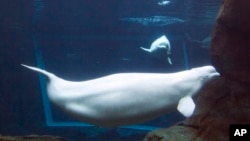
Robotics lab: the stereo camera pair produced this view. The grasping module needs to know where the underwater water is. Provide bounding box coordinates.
[0,0,221,140]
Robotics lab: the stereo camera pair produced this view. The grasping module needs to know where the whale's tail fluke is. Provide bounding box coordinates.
[21,64,56,79]
[140,47,151,52]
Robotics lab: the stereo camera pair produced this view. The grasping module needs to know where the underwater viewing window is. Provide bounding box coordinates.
[30,0,219,132]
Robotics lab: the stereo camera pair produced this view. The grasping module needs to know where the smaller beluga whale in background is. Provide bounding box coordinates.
[21,64,219,127]
[140,35,172,64]
[185,33,211,49]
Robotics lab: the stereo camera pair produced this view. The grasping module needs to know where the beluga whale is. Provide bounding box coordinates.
[185,33,211,49]
[21,64,219,127]
[140,35,172,64]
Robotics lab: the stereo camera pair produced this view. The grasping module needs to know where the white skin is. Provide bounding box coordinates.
[140,35,170,53]
[140,35,172,64]
[22,64,219,127]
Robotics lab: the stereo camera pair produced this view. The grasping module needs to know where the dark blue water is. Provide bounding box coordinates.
[0,0,220,140]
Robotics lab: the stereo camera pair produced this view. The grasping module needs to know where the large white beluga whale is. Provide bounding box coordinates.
[140,35,172,64]
[21,64,219,127]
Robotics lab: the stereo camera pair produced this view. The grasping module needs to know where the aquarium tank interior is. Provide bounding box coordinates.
[0,0,221,140]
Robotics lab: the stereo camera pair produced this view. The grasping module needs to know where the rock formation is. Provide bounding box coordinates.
[0,135,68,141]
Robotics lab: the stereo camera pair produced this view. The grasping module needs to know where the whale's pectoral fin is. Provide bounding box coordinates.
[177,96,195,117]
[140,47,151,52]
[167,57,172,65]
